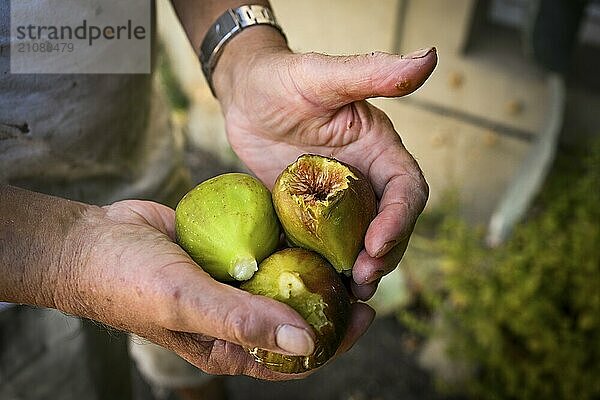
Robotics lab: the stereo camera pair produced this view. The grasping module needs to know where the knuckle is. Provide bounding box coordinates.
[155,280,186,330]
[417,169,429,206]
[402,154,430,213]
[392,195,412,216]
[415,169,430,210]
[223,303,255,345]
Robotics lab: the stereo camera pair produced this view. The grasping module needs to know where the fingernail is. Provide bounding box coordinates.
[276,324,315,356]
[374,240,397,258]
[402,47,436,59]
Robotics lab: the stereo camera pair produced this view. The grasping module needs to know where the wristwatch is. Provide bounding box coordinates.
[199,4,285,96]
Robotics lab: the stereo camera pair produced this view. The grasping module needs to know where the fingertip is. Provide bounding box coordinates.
[354,302,377,325]
[353,237,410,285]
[352,249,382,284]
[405,46,438,81]
[364,211,405,259]
[245,293,316,356]
[351,303,376,335]
[364,196,421,259]
[337,302,376,354]
[384,47,438,97]
[418,46,438,68]
[351,279,380,301]
[275,324,315,356]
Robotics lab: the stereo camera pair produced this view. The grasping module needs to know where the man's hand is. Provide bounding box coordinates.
[213,28,438,301]
[56,199,374,380]
[0,186,373,380]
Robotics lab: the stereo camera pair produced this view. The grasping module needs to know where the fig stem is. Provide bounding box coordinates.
[231,257,258,281]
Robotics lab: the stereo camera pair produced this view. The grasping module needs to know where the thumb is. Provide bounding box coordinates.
[297,47,437,109]
[158,263,316,357]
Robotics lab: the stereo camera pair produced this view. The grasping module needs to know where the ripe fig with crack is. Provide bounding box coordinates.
[272,154,377,275]
[240,248,351,373]
[175,173,280,282]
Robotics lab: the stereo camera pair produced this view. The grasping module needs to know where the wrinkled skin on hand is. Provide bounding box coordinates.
[0,24,436,382]
[62,200,373,380]
[214,40,438,300]
[65,41,437,381]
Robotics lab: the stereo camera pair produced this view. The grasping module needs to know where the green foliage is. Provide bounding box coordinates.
[409,140,600,400]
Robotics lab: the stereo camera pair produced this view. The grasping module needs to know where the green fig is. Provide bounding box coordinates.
[240,248,351,373]
[175,173,280,282]
[272,154,377,275]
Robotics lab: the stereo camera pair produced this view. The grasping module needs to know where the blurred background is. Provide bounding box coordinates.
[154,0,600,399]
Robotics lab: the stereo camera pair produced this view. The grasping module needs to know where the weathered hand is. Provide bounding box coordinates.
[214,30,437,300]
[58,200,371,380]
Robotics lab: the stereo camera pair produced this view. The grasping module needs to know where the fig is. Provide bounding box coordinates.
[240,248,351,373]
[175,173,280,282]
[272,154,377,275]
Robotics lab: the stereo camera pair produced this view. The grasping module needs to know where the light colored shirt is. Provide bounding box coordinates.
[0,0,186,206]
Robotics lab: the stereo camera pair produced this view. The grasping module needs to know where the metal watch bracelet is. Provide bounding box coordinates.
[199,4,285,96]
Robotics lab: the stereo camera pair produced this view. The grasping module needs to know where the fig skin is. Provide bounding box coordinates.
[175,173,280,282]
[272,154,377,275]
[240,248,351,373]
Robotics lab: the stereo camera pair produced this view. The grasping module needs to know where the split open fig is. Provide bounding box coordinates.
[272,155,377,275]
